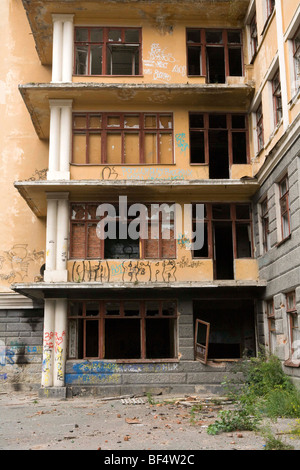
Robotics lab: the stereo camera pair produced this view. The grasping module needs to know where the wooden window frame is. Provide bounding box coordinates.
[261,197,270,254]
[74,26,142,76]
[72,112,174,165]
[266,0,275,21]
[250,14,258,60]
[286,291,298,361]
[189,112,250,166]
[68,299,178,361]
[70,202,177,261]
[293,25,300,92]
[186,28,244,81]
[256,103,264,152]
[279,175,291,241]
[266,299,276,353]
[272,70,282,126]
[192,203,253,260]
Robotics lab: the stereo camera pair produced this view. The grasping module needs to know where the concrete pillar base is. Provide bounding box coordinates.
[44,270,68,283]
[38,387,67,399]
[47,170,70,181]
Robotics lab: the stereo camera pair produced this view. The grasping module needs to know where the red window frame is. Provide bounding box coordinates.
[186,28,244,81]
[279,175,291,240]
[266,299,276,353]
[286,291,298,360]
[266,0,275,20]
[192,203,253,260]
[70,202,177,261]
[272,70,282,126]
[67,299,178,361]
[72,112,174,165]
[250,14,258,59]
[189,113,250,166]
[74,26,142,76]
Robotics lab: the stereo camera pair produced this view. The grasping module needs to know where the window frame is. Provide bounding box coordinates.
[293,25,300,93]
[189,112,250,167]
[261,197,270,254]
[72,112,174,165]
[70,202,177,261]
[266,299,276,354]
[186,28,244,82]
[67,299,178,361]
[286,291,299,361]
[272,70,282,126]
[279,175,291,241]
[74,26,142,76]
[250,13,258,60]
[192,203,253,260]
[266,0,275,21]
[256,103,264,153]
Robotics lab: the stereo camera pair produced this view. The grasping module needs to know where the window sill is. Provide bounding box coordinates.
[73,74,144,78]
[284,359,300,368]
[276,234,291,248]
[67,358,180,364]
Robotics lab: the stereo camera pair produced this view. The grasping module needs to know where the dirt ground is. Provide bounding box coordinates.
[0,390,299,451]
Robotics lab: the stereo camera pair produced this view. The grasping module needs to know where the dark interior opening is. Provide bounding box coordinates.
[208,130,229,178]
[146,319,175,359]
[206,47,225,83]
[193,299,256,360]
[232,132,247,163]
[188,46,201,75]
[106,45,139,75]
[228,47,243,76]
[85,320,99,357]
[236,224,252,258]
[214,222,234,279]
[190,131,205,163]
[105,319,141,359]
[104,221,139,259]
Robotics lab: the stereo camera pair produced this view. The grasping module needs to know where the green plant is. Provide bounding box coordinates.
[261,426,294,450]
[146,392,156,405]
[207,408,261,435]
[189,404,202,424]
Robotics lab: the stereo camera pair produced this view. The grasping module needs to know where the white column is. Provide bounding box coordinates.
[52,16,63,83]
[41,299,56,387]
[62,17,74,82]
[47,99,72,181]
[53,299,68,387]
[59,103,72,176]
[56,195,69,278]
[275,0,289,130]
[47,103,61,179]
[52,14,74,83]
[45,196,58,275]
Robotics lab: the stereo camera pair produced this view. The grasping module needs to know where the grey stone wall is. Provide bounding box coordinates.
[252,135,300,386]
[0,309,43,391]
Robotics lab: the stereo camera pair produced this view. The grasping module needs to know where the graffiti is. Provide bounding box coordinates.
[25,168,47,181]
[172,64,186,77]
[176,256,203,269]
[0,244,45,283]
[0,374,7,381]
[101,166,118,180]
[177,233,192,250]
[175,133,189,154]
[55,346,64,382]
[121,167,193,180]
[153,69,171,82]
[72,260,110,283]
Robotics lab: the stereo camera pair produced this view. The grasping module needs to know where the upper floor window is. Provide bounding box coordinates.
[261,197,271,254]
[266,0,275,20]
[266,299,276,354]
[74,27,142,76]
[72,112,173,165]
[256,103,264,153]
[250,14,258,60]
[189,113,249,178]
[186,29,243,83]
[293,26,300,92]
[279,175,291,240]
[272,70,282,126]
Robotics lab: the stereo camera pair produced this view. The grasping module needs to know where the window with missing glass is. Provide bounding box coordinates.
[74,27,142,76]
[285,292,299,363]
[272,70,282,126]
[279,175,291,241]
[72,112,173,165]
[68,300,178,360]
[293,26,300,92]
[186,29,243,83]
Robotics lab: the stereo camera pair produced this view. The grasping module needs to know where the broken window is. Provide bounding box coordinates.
[72,112,173,165]
[272,70,282,125]
[189,113,249,178]
[266,0,275,20]
[256,103,264,152]
[279,175,291,240]
[68,300,177,360]
[192,203,253,280]
[250,14,258,59]
[293,26,300,91]
[186,28,243,83]
[74,27,141,76]
[261,197,271,253]
[285,292,300,363]
[266,299,276,354]
[194,299,256,360]
[70,202,176,260]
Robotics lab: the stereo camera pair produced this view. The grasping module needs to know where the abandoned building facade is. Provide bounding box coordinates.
[0,0,299,396]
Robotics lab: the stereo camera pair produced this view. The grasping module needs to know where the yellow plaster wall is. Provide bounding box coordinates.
[0,0,50,291]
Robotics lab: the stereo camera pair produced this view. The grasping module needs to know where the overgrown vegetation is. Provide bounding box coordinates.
[207,352,300,443]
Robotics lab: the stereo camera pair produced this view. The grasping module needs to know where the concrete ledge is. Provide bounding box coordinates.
[38,387,67,399]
